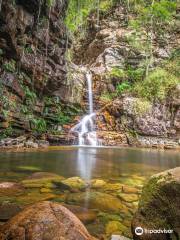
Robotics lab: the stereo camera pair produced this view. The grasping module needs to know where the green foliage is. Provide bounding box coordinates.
[65,0,115,35]
[134,68,179,101]
[46,0,54,7]
[151,0,177,22]
[109,68,127,79]
[0,93,16,119]
[126,66,145,82]
[65,0,94,34]
[109,66,144,83]
[3,60,16,73]
[129,0,177,33]
[2,109,9,119]
[99,0,114,12]
[0,49,3,56]
[24,46,33,54]
[100,93,113,102]
[24,86,37,104]
[55,112,71,125]
[1,126,13,139]
[133,99,152,116]
[20,105,29,114]
[116,81,131,95]
[30,118,47,133]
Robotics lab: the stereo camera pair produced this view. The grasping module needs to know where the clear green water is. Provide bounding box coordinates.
[0,147,180,239]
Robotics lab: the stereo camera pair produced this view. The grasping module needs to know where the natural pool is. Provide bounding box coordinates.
[0,147,180,239]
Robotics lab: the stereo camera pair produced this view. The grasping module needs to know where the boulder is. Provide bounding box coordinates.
[90,179,107,189]
[66,192,128,214]
[58,177,87,191]
[132,167,180,240]
[0,201,95,240]
[117,193,139,203]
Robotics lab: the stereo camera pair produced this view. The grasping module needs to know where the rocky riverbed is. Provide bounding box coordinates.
[0,167,179,240]
[0,170,145,239]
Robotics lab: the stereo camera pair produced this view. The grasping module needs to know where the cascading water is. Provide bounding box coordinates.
[71,72,99,146]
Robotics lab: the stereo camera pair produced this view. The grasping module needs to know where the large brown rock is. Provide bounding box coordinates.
[131,167,180,240]
[0,201,95,240]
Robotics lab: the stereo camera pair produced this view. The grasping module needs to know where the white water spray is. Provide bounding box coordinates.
[71,72,99,146]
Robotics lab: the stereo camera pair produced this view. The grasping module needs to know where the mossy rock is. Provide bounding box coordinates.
[16,191,56,205]
[90,179,106,189]
[105,221,128,236]
[122,185,141,194]
[66,191,128,214]
[40,188,53,193]
[119,178,143,188]
[58,177,86,191]
[132,167,180,240]
[117,193,139,203]
[21,172,64,189]
[97,212,123,224]
[102,183,124,193]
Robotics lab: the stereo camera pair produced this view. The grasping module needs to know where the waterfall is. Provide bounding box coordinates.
[71,72,99,146]
[87,73,93,114]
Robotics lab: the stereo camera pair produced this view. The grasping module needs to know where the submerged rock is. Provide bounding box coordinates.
[62,204,97,224]
[117,193,139,203]
[16,192,56,205]
[58,177,87,191]
[121,185,141,194]
[0,201,95,240]
[66,192,128,214]
[90,179,107,189]
[0,202,22,221]
[106,221,128,236]
[132,167,180,240]
[21,172,64,189]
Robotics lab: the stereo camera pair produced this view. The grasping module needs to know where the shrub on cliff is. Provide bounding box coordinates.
[134,67,179,101]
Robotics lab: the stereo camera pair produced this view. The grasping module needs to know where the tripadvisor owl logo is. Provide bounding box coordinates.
[135,226,173,235]
[135,227,144,235]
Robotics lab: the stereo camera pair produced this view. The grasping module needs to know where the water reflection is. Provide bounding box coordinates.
[76,147,97,207]
[77,147,97,181]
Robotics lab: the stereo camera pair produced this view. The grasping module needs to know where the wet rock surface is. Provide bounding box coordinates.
[132,167,180,240]
[0,201,95,240]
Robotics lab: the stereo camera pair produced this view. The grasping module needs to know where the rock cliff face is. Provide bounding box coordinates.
[0,1,179,148]
[70,5,180,148]
[0,0,81,140]
[0,0,67,94]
